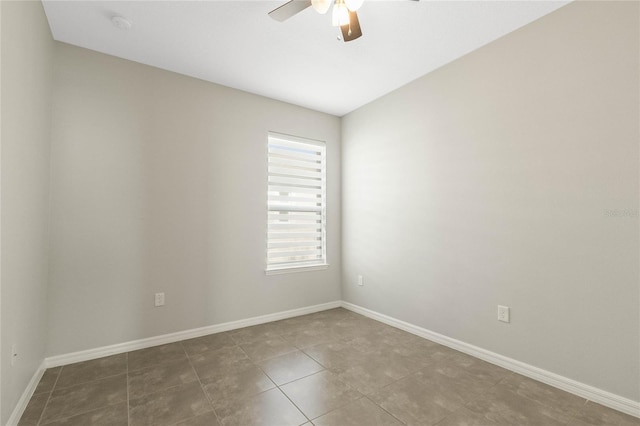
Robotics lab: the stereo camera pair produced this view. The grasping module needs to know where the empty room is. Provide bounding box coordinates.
[1,0,638,425]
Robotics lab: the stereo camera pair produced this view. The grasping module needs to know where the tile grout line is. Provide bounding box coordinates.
[231,322,342,423]
[331,367,410,425]
[250,319,389,423]
[288,322,412,424]
[564,399,591,426]
[270,367,328,388]
[127,339,208,426]
[250,354,312,424]
[276,384,312,424]
[35,400,126,425]
[295,369,370,423]
[457,371,590,426]
[51,370,127,391]
[34,364,131,423]
[37,369,131,425]
[292,328,459,425]
[181,340,225,426]
[362,393,408,425]
[307,395,369,424]
[27,310,619,426]
[458,369,510,420]
[35,366,62,426]
[231,323,351,424]
[125,314,387,425]
[126,352,130,426]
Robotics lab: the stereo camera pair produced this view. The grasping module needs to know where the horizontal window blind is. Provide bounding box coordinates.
[267,133,326,271]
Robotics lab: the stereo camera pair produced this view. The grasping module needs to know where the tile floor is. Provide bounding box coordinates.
[19,308,640,426]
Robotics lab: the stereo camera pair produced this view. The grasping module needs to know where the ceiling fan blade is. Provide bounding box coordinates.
[340,11,362,42]
[268,0,312,22]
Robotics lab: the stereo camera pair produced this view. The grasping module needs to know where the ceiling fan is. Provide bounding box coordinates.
[269,0,365,42]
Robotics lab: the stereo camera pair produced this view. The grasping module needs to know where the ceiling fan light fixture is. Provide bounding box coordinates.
[331,0,350,27]
[311,0,332,15]
[345,0,364,12]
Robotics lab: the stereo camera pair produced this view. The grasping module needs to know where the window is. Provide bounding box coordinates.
[266,132,327,273]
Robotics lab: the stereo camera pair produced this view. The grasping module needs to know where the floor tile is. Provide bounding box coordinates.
[370,349,431,379]
[362,327,433,352]
[34,367,62,395]
[464,381,569,426]
[334,322,404,336]
[391,340,452,368]
[499,374,586,417]
[129,382,212,426]
[307,308,351,319]
[284,314,324,327]
[443,351,511,385]
[174,411,221,425]
[341,333,400,354]
[327,314,370,327]
[18,392,50,426]
[189,346,248,368]
[128,358,198,398]
[302,341,368,370]
[192,351,255,382]
[571,401,640,426]
[55,354,126,389]
[368,376,456,426]
[128,343,187,372]
[323,326,362,343]
[436,406,501,426]
[332,360,397,395]
[271,315,322,334]
[181,333,236,357]
[312,397,402,426]
[568,420,600,426]
[200,359,276,409]
[215,388,307,426]
[402,343,450,367]
[40,402,128,426]
[280,370,362,420]
[257,350,324,385]
[18,310,640,426]
[413,359,496,403]
[240,336,298,362]
[279,325,338,349]
[40,374,127,424]
[228,323,282,345]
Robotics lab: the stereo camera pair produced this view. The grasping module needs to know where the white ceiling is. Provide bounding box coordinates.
[42,0,569,116]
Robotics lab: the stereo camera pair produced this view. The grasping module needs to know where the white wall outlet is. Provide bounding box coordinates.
[357,275,364,286]
[154,292,165,307]
[11,344,18,367]
[498,305,510,323]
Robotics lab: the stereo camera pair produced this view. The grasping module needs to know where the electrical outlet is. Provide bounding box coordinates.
[357,275,364,286]
[155,292,165,307]
[498,305,510,323]
[11,344,18,367]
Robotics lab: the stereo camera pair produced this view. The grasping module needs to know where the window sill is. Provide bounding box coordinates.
[265,264,329,275]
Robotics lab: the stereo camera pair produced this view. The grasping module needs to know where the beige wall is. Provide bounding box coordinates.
[1,1,54,423]
[342,1,639,401]
[46,43,342,356]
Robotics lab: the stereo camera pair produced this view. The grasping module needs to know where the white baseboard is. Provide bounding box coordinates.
[341,301,640,419]
[45,300,342,368]
[10,299,638,424]
[6,360,47,426]
[8,300,340,425]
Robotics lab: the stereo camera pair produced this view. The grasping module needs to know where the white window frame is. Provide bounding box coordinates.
[266,132,327,274]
